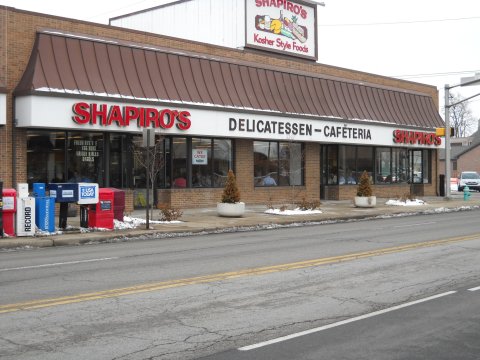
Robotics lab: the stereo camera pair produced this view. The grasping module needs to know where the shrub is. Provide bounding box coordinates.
[158,204,183,222]
[221,170,241,203]
[356,170,373,197]
[297,197,321,210]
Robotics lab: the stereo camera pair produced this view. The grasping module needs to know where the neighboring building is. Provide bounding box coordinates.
[439,120,480,179]
[0,1,445,212]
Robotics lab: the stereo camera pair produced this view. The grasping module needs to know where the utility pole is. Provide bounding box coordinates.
[444,73,480,199]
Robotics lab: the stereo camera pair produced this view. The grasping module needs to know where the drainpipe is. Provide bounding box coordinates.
[11,94,16,187]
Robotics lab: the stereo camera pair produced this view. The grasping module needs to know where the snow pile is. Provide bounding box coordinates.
[264,208,323,216]
[385,199,426,206]
[115,216,182,230]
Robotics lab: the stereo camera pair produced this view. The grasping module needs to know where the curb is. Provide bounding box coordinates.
[1,202,479,250]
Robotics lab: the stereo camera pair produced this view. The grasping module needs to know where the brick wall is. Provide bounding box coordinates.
[457,146,480,175]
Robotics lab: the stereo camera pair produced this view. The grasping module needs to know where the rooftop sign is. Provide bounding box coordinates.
[245,0,317,60]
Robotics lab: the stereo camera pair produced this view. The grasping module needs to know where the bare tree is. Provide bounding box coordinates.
[445,92,477,137]
[131,136,165,220]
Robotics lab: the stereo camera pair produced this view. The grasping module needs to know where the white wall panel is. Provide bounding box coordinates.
[111,0,245,49]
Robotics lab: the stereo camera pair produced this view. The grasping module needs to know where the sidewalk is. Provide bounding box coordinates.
[1,196,479,250]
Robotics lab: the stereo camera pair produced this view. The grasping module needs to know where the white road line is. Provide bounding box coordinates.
[393,222,437,228]
[468,286,480,292]
[239,291,457,351]
[0,257,119,272]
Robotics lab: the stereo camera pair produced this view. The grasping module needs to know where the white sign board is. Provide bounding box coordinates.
[245,0,317,60]
[77,183,99,204]
[192,149,208,165]
[2,196,15,210]
[16,197,36,237]
[15,96,442,149]
[0,93,6,125]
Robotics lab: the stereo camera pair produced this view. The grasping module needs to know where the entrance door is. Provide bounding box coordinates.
[409,149,424,196]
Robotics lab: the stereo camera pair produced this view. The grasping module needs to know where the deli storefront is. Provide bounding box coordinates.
[13,31,444,211]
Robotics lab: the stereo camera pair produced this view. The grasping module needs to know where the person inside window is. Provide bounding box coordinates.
[346,171,356,184]
[263,173,277,186]
[173,169,187,188]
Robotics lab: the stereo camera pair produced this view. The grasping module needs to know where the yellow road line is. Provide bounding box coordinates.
[1,234,478,314]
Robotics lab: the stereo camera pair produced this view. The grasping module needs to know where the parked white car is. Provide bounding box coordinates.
[457,171,480,192]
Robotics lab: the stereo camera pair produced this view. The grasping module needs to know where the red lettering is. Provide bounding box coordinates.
[71,103,191,131]
[138,107,146,127]
[393,130,441,146]
[254,0,308,19]
[159,109,175,129]
[72,102,90,124]
[144,108,158,128]
[107,105,124,126]
[91,103,108,125]
[124,106,139,126]
[176,111,191,130]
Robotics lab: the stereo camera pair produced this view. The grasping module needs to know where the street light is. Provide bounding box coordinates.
[444,72,480,199]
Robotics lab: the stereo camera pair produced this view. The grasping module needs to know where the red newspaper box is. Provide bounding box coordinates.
[108,188,125,222]
[2,188,17,236]
[88,188,114,229]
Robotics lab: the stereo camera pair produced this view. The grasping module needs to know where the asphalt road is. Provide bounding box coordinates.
[0,210,479,359]
[203,287,480,360]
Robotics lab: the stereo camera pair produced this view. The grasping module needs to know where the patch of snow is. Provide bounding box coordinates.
[385,199,426,206]
[116,216,182,230]
[264,208,322,216]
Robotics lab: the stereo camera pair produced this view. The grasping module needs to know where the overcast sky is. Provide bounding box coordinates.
[3,0,480,129]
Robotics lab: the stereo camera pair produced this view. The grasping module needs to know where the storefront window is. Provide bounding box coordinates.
[172,138,187,188]
[393,148,408,183]
[375,147,391,183]
[410,150,431,184]
[279,142,303,186]
[27,131,233,196]
[422,150,430,183]
[357,146,374,183]
[338,145,357,184]
[376,147,408,183]
[254,141,303,187]
[213,139,232,187]
[109,133,130,188]
[27,131,66,185]
[325,145,338,184]
[192,138,212,187]
[67,132,105,186]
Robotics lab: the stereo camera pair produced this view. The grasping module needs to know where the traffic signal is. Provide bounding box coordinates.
[435,127,455,137]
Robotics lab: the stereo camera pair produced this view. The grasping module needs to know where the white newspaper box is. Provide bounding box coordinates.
[77,183,99,228]
[16,183,35,237]
[17,183,29,199]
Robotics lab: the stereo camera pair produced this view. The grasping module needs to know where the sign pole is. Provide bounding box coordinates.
[145,130,150,229]
[0,180,3,237]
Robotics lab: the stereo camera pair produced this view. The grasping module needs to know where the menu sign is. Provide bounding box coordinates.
[74,140,99,163]
[246,0,317,60]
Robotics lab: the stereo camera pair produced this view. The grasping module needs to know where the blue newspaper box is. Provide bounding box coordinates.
[48,183,79,229]
[48,183,79,202]
[32,183,55,232]
[35,196,55,232]
[33,183,46,197]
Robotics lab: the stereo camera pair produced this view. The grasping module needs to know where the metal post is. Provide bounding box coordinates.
[146,130,150,230]
[0,180,3,237]
[444,84,451,199]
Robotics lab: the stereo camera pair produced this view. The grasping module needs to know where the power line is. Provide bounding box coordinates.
[392,70,480,80]
[319,16,480,27]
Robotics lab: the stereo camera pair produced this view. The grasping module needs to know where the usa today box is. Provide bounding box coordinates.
[77,183,99,204]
